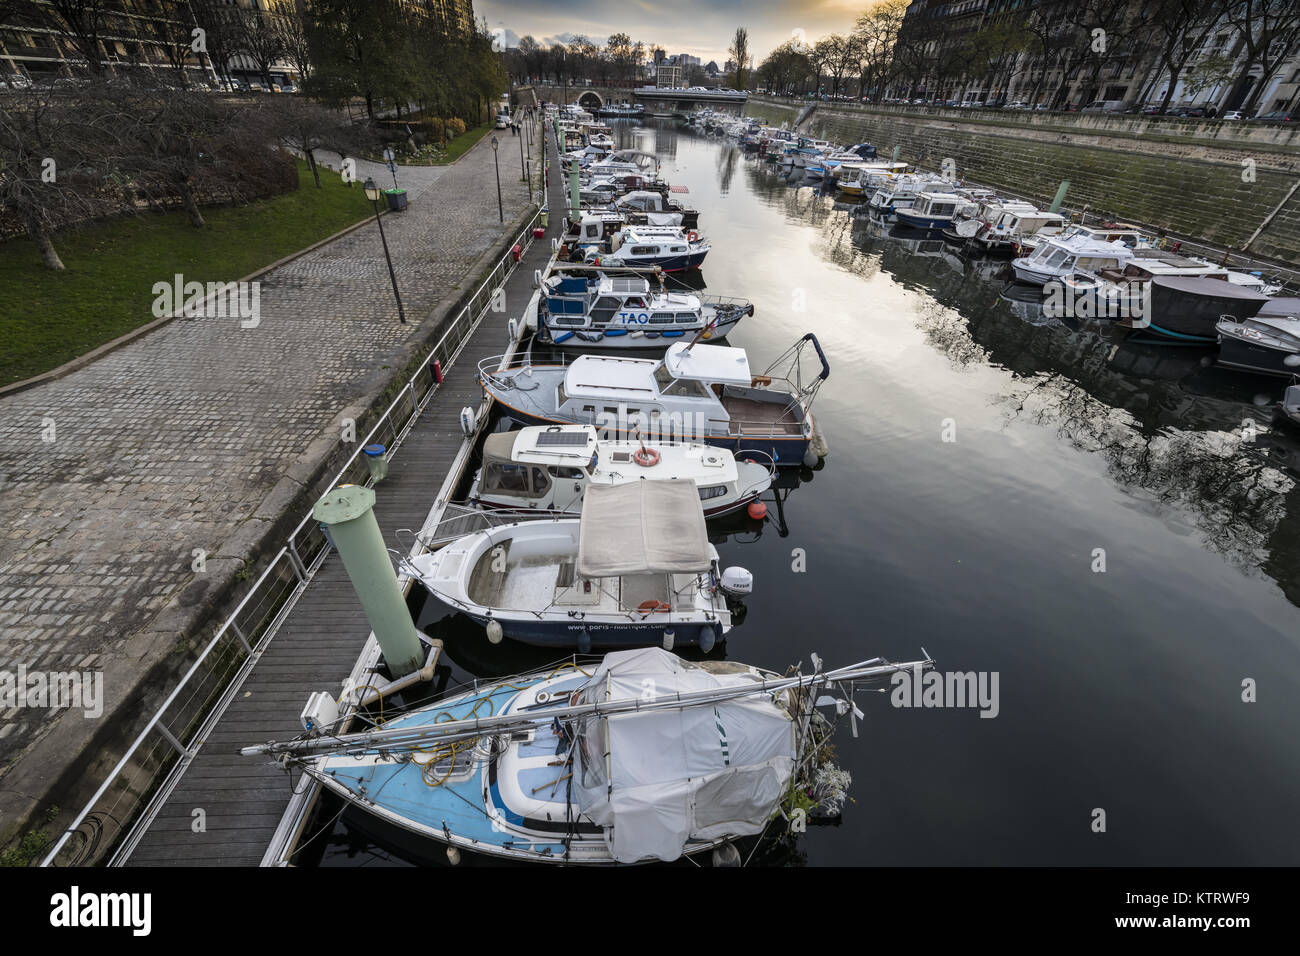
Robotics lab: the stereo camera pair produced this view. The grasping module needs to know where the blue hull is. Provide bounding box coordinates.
[895,212,955,230]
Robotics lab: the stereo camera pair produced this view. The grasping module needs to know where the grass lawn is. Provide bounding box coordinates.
[365,122,495,166]
[438,123,493,163]
[0,162,372,387]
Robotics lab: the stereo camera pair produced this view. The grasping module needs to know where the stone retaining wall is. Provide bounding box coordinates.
[746,98,1300,268]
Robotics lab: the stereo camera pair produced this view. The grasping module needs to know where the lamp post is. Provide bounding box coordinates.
[363,177,406,325]
[517,115,527,193]
[491,135,503,223]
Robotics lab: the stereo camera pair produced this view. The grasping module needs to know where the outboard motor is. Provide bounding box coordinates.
[720,566,753,597]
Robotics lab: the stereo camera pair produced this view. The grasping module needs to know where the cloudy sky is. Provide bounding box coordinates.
[475,0,869,66]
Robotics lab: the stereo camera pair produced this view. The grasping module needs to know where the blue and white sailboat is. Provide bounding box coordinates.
[242,648,933,865]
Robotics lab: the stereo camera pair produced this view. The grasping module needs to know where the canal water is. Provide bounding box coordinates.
[317,120,1300,867]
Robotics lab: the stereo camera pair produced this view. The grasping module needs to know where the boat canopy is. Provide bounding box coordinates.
[576,481,711,577]
[1151,275,1271,302]
[571,647,796,863]
[1258,297,1300,318]
[664,342,752,384]
[484,426,598,469]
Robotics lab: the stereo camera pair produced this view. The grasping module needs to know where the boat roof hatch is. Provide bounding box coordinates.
[564,355,658,397]
[664,342,752,384]
[487,426,598,467]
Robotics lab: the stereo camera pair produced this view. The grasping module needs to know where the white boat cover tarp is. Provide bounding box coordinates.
[573,648,796,863]
[577,481,710,577]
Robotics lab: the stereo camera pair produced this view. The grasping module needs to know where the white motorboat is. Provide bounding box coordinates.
[468,425,775,517]
[1010,232,1136,285]
[532,270,751,348]
[408,481,750,651]
[581,224,710,272]
[478,335,830,466]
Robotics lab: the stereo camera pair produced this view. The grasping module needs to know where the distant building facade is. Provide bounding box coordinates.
[894,0,1300,115]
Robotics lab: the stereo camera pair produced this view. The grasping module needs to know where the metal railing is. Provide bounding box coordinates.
[41,204,543,868]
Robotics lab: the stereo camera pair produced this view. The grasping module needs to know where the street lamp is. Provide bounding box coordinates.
[491,135,503,223]
[518,115,528,193]
[363,177,407,325]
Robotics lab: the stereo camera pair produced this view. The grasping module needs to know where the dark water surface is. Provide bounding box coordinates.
[319,120,1300,867]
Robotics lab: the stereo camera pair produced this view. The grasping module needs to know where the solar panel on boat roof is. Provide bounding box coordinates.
[534,430,590,447]
[606,277,649,293]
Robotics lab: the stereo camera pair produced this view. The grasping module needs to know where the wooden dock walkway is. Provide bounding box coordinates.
[117,125,567,866]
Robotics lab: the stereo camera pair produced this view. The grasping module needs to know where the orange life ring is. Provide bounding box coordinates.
[632,447,660,467]
[637,600,671,613]
[687,230,699,244]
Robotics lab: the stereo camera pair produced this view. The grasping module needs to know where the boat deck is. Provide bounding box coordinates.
[722,394,804,435]
[113,129,567,867]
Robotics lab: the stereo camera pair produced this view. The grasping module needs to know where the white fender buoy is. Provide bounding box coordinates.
[551,237,559,252]
[486,619,503,644]
[533,269,543,288]
[578,628,592,654]
[662,628,675,651]
[459,406,476,437]
[446,846,461,865]
[803,448,819,468]
[507,318,520,341]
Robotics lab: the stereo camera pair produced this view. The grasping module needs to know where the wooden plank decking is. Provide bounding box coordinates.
[120,128,566,866]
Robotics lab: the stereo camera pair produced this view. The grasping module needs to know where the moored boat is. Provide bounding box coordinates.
[467,424,775,518]
[532,270,751,348]
[243,647,932,865]
[478,335,830,467]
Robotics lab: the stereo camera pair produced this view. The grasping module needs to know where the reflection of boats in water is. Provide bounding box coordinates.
[705,464,816,545]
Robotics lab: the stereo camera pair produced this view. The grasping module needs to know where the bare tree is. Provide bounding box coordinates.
[278,0,313,82]
[260,97,367,188]
[729,27,749,90]
[189,0,243,89]
[232,4,287,88]
[1224,0,1300,113]
[0,89,115,268]
[31,0,112,75]
[1144,0,1223,113]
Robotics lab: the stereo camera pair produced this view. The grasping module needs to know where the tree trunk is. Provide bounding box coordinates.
[178,181,206,227]
[307,149,321,187]
[25,219,65,270]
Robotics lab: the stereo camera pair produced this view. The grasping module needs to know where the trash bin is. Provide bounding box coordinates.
[364,443,389,481]
[384,189,408,211]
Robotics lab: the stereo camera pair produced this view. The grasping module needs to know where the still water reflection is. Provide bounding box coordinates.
[317,120,1300,867]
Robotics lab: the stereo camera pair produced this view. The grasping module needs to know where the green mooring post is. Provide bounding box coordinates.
[569,162,580,219]
[1049,180,1070,214]
[313,485,423,676]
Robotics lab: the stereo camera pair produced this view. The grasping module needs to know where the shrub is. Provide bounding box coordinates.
[448,117,467,136]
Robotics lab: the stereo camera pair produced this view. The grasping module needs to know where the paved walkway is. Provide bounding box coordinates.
[0,131,537,775]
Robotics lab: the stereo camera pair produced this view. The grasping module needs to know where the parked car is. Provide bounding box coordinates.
[1173,105,1214,117]
[1005,101,1030,110]
[1082,100,1126,112]
[1221,110,1245,120]
[1254,109,1294,122]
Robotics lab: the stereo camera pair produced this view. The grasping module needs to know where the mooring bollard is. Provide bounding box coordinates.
[312,485,423,676]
